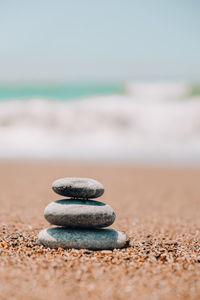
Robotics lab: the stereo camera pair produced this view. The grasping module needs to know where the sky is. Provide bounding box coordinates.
[0,0,200,82]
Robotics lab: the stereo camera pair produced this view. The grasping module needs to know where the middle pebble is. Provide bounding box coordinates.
[44,199,116,228]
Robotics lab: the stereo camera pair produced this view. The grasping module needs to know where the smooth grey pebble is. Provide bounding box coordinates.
[44,199,115,228]
[38,227,127,250]
[52,177,104,198]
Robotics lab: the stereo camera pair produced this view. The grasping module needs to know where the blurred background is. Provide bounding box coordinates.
[0,0,200,165]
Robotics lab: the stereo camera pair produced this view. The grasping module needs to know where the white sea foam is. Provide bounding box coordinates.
[1,82,200,165]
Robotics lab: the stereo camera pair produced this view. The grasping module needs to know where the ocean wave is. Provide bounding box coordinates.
[125,81,189,100]
[1,82,200,164]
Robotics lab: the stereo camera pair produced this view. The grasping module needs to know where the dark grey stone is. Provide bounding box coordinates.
[38,227,127,250]
[52,177,104,198]
[44,199,115,228]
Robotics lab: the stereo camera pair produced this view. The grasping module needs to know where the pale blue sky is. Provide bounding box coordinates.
[0,0,200,82]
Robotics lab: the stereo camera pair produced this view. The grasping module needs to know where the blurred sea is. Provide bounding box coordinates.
[1,81,200,165]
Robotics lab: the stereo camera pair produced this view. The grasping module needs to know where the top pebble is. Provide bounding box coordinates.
[52,177,104,199]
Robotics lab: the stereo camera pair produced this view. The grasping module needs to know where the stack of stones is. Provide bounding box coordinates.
[38,178,127,250]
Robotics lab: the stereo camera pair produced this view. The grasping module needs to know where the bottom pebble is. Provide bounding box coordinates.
[38,227,127,250]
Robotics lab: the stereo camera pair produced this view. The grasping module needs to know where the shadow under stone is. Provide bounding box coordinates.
[55,199,106,206]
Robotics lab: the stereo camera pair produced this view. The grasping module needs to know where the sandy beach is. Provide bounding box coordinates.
[0,161,200,299]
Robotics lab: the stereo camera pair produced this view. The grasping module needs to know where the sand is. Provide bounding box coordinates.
[0,161,200,300]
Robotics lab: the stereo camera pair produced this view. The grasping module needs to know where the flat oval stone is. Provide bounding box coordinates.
[44,199,115,228]
[52,177,104,199]
[38,228,127,250]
